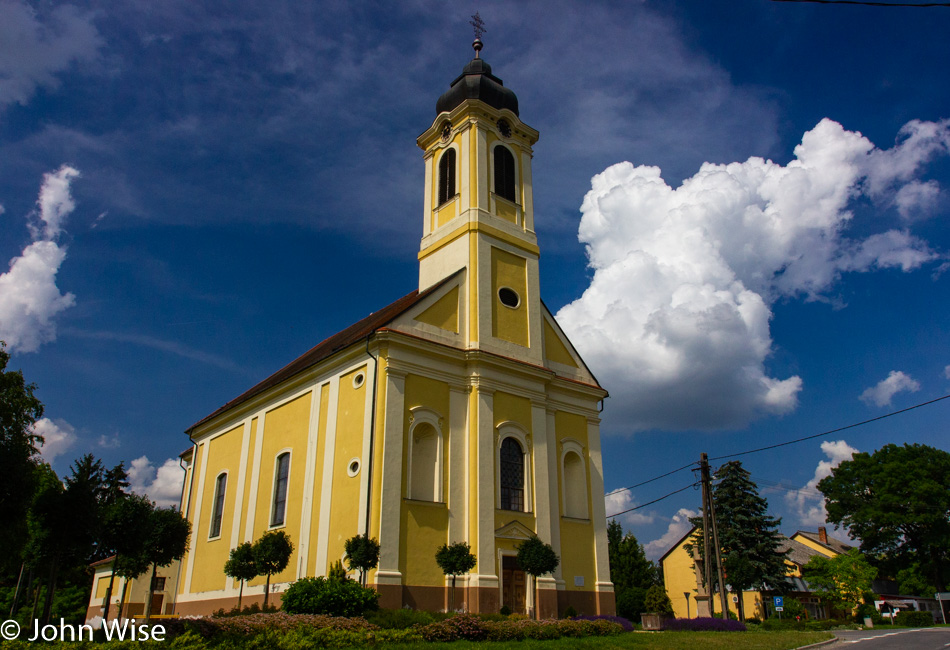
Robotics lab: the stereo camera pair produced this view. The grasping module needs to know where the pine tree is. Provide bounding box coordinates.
[607,519,659,622]
[688,461,789,621]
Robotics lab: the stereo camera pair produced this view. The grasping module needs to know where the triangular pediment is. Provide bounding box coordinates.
[388,269,465,347]
[495,520,536,541]
[540,303,600,386]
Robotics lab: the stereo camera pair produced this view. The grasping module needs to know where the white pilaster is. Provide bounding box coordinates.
[376,367,406,586]
[448,384,469,543]
[474,383,497,585]
[587,417,612,589]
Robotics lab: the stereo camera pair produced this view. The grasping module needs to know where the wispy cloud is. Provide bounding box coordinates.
[128,455,185,509]
[33,417,77,464]
[644,508,698,561]
[605,491,656,529]
[63,328,244,372]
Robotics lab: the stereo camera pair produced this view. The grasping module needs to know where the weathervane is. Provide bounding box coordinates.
[470,12,486,57]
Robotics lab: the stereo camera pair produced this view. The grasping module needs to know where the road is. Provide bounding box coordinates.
[827,627,950,649]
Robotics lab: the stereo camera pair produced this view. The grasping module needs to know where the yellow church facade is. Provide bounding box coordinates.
[173,44,614,619]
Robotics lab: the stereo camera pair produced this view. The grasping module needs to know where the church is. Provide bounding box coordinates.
[172,38,614,619]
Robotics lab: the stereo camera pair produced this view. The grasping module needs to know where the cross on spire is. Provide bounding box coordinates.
[470,12,486,57]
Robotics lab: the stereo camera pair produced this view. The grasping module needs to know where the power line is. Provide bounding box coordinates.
[773,0,950,6]
[607,481,699,518]
[604,393,950,504]
[708,394,950,462]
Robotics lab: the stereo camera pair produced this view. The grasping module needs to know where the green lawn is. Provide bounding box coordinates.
[370,631,835,650]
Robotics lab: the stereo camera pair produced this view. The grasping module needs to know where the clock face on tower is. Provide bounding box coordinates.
[497,119,512,138]
[440,122,452,142]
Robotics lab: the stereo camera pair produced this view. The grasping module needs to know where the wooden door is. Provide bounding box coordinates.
[502,556,526,615]
[150,593,164,616]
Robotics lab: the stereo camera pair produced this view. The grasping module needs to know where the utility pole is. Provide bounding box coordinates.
[701,453,730,620]
[700,454,714,617]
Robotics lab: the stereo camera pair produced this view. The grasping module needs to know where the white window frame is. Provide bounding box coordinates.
[496,421,532,512]
[406,406,444,502]
[208,470,228,540]
[268,449,292,529]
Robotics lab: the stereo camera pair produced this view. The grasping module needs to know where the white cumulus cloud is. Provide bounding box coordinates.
[859,370,921,407]
[0,165,79,352]
[644,507,698,561]
[557,119,945,432]
[33,416,77,463]
[128,455,185,509]
[786,440,858,527]
[604,490,656,528]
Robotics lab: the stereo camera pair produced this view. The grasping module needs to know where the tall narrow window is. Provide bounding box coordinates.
[500,437,525,511]
[438,149,456,205]
[209,473,227,538]
[493,146,516,203]
[271,453,290,527]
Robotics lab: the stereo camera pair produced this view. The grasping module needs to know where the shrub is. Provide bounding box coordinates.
[894,610,934,627]
[644,584,674,615]
[366,607,442,629]
[563,605,578,618]
[573,614,635,632]
[616,586,647,622]
[663,617,747,632]
[499,604,512,616]
[280,577,379,617]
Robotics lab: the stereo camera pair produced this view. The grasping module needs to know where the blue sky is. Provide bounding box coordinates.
[2,0,948,559]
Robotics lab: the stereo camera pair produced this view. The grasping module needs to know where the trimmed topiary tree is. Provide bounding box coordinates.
[224,541,258,610]
[344,533,380,586]
[644,584,674,615]
[516,536,559,620]
[436,541,477,612]
[253,530,293,607]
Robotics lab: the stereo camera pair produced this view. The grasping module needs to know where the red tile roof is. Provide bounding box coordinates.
[186,276,456,434]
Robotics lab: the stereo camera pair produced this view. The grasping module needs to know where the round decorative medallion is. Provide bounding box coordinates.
[440,122,452,142]
[497,119,512,138]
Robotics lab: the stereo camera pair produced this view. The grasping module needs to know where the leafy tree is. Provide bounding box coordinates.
[435,541,476,612]
[818,443,950,593]
[516,536,559,620]
[343,533,379,587]
[687,461,790,621]
[644,584,674,615]
[142,507,191,623]
[803,549,877,616]
[0,343,44,574]
[607,519,659,621]
[253,530,293,606]
[101,492,154,620]
[224,542,258,609]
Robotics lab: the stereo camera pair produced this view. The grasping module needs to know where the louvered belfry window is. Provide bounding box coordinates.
[493,146,516,203]
[500,437,524,511]
[438,149,456,205]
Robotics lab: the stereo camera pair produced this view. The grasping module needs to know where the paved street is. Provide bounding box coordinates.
[829,627,950,649]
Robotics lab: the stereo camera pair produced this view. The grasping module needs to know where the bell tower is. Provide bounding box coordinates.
[417,38,543,364]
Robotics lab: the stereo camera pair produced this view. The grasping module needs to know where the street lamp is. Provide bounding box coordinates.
[684,592,691,619]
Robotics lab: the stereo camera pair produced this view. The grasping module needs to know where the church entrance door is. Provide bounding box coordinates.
[501,555,526,615]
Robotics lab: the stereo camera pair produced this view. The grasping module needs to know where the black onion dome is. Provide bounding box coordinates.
[436,57,519,116]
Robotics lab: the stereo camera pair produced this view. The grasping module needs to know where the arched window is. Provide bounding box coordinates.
[209,472,227,538]
[410,423,440,501]
[500,437,525,511]
[562,450,588,519]
[270,452,290,527]
[493,146,516,203]
[438,148,456,205]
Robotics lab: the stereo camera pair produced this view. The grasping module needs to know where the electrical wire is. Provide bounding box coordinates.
[607,481,700,518]
[708,394,950,462]
[604,461,697,497]
[772,0,950,6]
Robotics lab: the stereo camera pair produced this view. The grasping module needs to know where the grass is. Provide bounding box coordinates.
[366,630,835,650]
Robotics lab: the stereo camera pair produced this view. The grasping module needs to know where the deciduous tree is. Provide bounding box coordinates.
[516,536,559,620]
[802,548,877,616]
[343,533,379,587]
[818,443,950,593]
[224,542,258,610]
[435,541,476,612]
[253,530,293,606]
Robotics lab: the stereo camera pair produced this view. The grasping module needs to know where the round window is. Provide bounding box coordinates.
[347,458,361,477]
[352,372,365,389]
[498,287,520,308]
